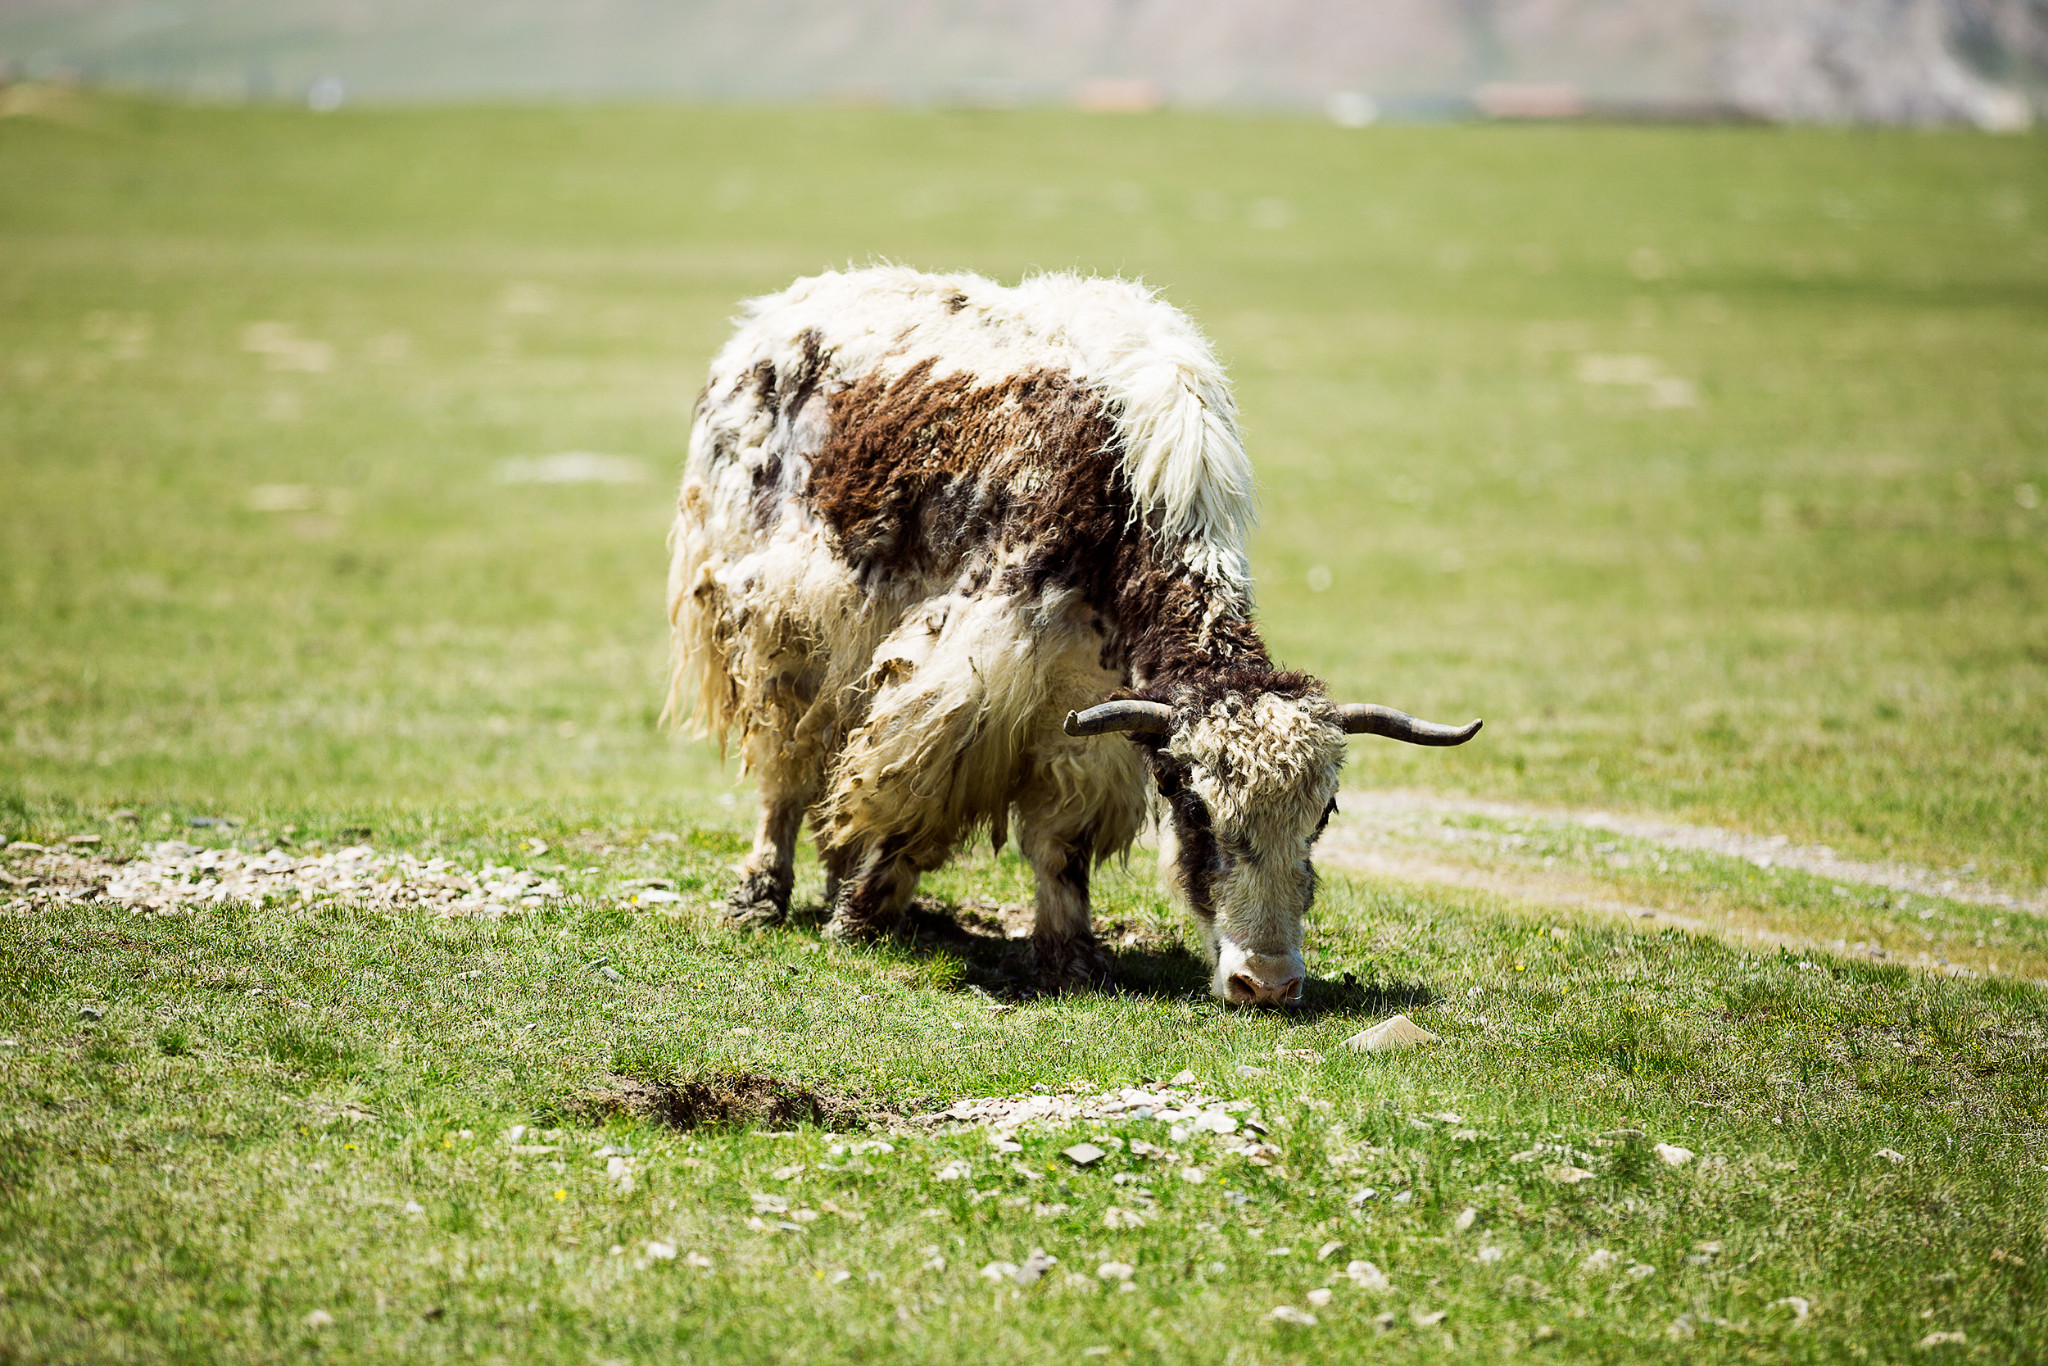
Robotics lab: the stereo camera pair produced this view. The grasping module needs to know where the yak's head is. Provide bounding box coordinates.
[1067,689,1480,1007]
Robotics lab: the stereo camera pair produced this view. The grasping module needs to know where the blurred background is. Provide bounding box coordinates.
[0,2,2042,885]
[2,0,2045,127]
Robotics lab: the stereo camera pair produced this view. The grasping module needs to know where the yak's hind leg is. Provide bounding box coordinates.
[725,789,805,928]
[820,837,921,943]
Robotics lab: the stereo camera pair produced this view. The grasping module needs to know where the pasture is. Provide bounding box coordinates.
[1,94,2045,1362]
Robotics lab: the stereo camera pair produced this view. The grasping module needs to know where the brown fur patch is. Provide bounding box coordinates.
[799,360,1280,697]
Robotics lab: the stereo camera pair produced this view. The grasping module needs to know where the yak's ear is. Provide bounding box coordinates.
[1333,704,1482,746]
[1064,701,1174,737]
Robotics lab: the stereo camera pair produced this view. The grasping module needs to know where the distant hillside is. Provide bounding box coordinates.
[1,0,2039,127]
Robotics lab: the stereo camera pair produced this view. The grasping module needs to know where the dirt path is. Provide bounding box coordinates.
[1328,789,2047,917]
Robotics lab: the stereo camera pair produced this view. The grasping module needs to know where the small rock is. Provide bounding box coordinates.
[65,835,101,846]
[1453,1207,1477,1233]
[1653,1143,1695,1167]
[684,1252,712,1268]
[1236,1064,1268,1077]
[1342,1014,1440,1053]
[1096,1261,1135,1281]
[1550,1166,1596,1184]
[1306,1288,1333,1307]
[1062,1143,1107,1167]
[78,1006,103,1021]
[750,1193,790,1214]
[1411,1308,1447,1327]
[304,1310,334,1328]
[1014,1248,1057,1286]
[1477,1245,1506,1264]
[1169,1069,1197,1085]
[1581,1248,1618,1273]
[646,1240,678,1260]
[1768,1296,1811,1323]
[596,965,625,982]
[403,1201,425,1215]
[1371,1312,1396,1331]
[1180,1166,1208,1184]
[1874,1147,1908,1164]
[978,1261,1019,1282]
[935,1159,971,1181]
[1315,1241,1343,1261]
[1918,1331,1966,1349]
[1271,1306,1318,1327]
[1103,1206,1148,1229]
[1342,1260,1391,1291]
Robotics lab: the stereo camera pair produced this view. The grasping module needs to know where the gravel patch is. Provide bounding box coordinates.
[1,840,565,917]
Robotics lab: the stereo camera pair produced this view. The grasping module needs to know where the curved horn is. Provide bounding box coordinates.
[1335,704,1483,747]
[1064,700,1175,737]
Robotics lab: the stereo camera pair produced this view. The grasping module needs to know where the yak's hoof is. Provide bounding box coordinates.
[1032,932,1114,994]
[722,871,791,930]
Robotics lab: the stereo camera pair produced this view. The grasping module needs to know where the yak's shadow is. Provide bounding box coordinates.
[788,897,1433,1021]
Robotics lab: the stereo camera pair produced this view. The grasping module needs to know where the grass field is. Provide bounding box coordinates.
[1,93,2045,1363]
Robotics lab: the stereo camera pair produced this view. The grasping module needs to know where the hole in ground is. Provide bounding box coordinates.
[580,1070,879,1132]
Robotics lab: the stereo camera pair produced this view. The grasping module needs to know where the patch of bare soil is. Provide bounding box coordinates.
[581,1071,878,1132]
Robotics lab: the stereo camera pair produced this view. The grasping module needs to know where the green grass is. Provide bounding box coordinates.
[1,95,2046,1362]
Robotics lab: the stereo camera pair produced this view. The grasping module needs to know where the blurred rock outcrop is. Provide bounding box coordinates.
[0,0,2037,126]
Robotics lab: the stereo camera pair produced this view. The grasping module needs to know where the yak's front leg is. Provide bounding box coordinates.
[725,791,805,928]
[1018,819,1112,992]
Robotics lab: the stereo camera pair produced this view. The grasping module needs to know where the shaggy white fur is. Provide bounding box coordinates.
[707,266,1257,592]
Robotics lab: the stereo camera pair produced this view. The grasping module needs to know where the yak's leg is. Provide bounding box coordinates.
[725,789,805,928]
[821,837,919,943]
[1017,814,1112,991]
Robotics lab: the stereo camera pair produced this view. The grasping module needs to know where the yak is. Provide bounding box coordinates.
[668,267,1477,1004]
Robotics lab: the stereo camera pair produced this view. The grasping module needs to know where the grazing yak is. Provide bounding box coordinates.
[668,267,1478,1004]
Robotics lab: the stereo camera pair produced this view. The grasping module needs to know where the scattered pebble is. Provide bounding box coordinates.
[1103,1206,1149,1230]
[978,1261,1017,1282]
[1477,1246,1506,1264]
[646,1240,678,1260]
[403,1201,425,1215]
[1315,1241,1343,1261]
[1453,1207,1477,1232]
[304,1310,334,1328]
[1875,1148,1908,1164]
[1271,1306,1317,1327]
[1550,1166,1596,1184]
[1306,1288,1333,1307]
[1062,1143,1107,1167]
[1918,1331,1966,1349]
[1582,1249,1618,1273]
[1411,1308,1447,1327]
[1767,1296,1811,1323]
[1653,1143,1695,1167]
[1342,1014,1440,1053]
[1180,1166,1208,1184]
[1096,1261,1135,1282]
[1013,1249,1057,1286]
[934,1160,972,1182]
[1341,1260,1391,1291]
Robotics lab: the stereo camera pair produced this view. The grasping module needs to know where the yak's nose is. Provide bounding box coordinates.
[1225,969,1304,1007]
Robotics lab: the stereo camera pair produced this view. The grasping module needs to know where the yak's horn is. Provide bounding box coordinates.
[1065,700,1175,737]
[1335,704,1483,747]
